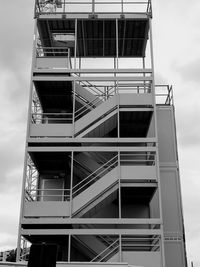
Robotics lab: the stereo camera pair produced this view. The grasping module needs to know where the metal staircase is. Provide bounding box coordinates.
[72,159,118,217]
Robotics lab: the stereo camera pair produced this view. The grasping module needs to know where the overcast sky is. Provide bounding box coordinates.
[0,0,200,266]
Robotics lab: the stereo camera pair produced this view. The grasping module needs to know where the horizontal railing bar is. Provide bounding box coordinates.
[32,113,72,115]
[33,76,153,81]
[47,2,149,4]
[37,1,149,5]
[29,189,70,191]
[37,51,70,53]
[34,68,153,73]
[33,195,70,197]
[22,218,162,224]
[37,47,71,49]
[91,239,119,262]
[75,95,102,116]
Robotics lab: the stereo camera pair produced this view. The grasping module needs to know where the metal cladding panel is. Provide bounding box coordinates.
[122,251,161,267]
[30,124,73,137]
[159,168,183,233]
[119,93,153,106]
[156,107,177,163]
[164,241,186,267]
[121,166,157,181]
[157,106,187,267]
[24,201,70,217]
[35,58,70,69]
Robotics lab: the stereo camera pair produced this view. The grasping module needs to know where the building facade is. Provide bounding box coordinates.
[17,1,187,267]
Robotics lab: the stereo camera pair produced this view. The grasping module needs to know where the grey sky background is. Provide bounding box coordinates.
[0,0,200,265]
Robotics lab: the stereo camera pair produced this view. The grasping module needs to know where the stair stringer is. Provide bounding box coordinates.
[74,235,108,257]
[75,82,103,105]
[76,109,118,138]
[75,95,117,136]
[72,167,119,217]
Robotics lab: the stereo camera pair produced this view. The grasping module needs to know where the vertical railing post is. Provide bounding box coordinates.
[68,234,71,262]
[70,151,74,218]
[64,0,66,13]
[171,85,174,106]
[119,234,122,262]
[92,0,95,15]
[118,151,121,219]
[72,81,76,136]
[74,19,77,69]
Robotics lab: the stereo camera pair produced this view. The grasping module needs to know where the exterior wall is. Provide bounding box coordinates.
[157,106,187,267]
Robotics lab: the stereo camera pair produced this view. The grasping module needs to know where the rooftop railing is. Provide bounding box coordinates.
[155,85,174,106]
[35,0,152,17]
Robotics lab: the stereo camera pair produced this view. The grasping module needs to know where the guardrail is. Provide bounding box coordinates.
[75,95,103,120]
[121,235,160,251]
[36,46,71,57]
[79,82,152,97]
[91,238,119,262]
[91,235,160,262]
[120,152,156,166]
[31,112,73,124]
[35,0,152,16]
[155,85,173,106]
[26,188,70,201]
[72,155,118,197]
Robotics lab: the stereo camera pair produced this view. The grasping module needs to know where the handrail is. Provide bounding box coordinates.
[91,238,119,262]
[120,152,156,165]
[72,157,93,173]
[73,72,103,95]
[75,95,103,120]
[36,46,70,57]
[26,188,70,201]
[99,244,119,262]
[155,84,173,106]
[35,0,152,16]
[72,155,118,196]
[31,112,73,124]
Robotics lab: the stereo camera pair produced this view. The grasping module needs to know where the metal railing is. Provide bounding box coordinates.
[78,82,152,97]
[25,151,156,202]
[121,235,160,251]
[35,0,152,16]
[73,72,104,96]
[31,80,152,125]
[91,238,119,262]
[120,152,156,166]
[31,112,73,124]
[91,235,160,262]
[72,154,118,197]
[74,80,152,120]
[26,188,70,201]
[155,85,173,106]
[36,46,71,57]
[75,94,103,120]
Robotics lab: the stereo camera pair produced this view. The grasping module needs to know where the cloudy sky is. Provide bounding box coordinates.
[0,0,200,265]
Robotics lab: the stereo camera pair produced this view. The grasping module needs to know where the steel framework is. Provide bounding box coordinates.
[17,1,187,267]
